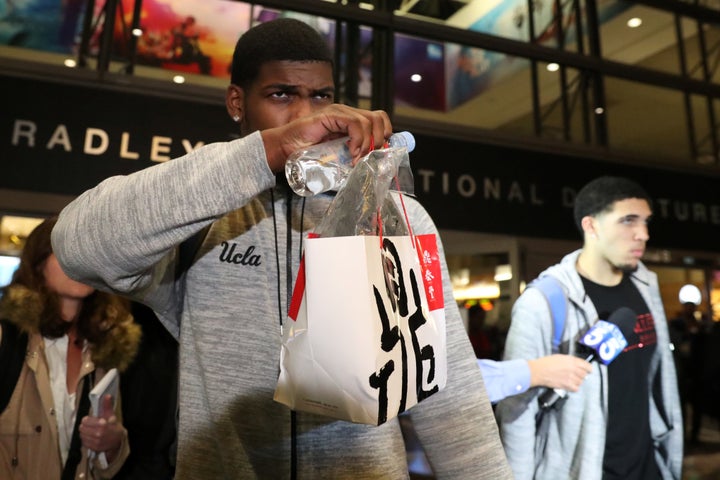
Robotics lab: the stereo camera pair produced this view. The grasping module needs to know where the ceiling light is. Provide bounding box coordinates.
[678,284,701,305]
[0,216,44,238]
[410,74,422,83]
[627,17,642,28]
[546,63,559,72]
[132,28,143,37]
[64,58,77,68]
[451,268,470,287]
[453,283,500,301]
[172,75,186,84]
[494,264,512,282]
[594,107,604,115]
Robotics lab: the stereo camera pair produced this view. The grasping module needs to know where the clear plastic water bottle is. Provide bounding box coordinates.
[285,131,416,197]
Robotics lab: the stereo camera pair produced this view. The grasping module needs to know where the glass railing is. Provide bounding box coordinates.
[2,0,720,171]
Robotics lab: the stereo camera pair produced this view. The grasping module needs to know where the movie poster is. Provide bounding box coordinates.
[114,1,336,78]
[0,0,335,80]
[0,0,84,52]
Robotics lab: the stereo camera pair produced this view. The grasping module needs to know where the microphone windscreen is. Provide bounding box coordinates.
[607,306,637,340]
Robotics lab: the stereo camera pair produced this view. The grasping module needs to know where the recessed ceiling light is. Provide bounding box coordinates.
[132,28,143,37]
[546,63,559,72]
[678,284,701,305]
[594,107,605,115]
[173,75,186,84]
[64,58,77,68]
[410,73,422,82]
[494,264,512,282]
[627,17,642,28]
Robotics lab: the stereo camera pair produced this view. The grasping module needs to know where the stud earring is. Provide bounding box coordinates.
[232,115,240,122]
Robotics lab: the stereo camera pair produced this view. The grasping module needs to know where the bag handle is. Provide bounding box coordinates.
[376,188,415,250]
[375,139,415,250]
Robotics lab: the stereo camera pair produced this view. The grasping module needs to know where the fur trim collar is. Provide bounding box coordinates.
[0,285,141,372]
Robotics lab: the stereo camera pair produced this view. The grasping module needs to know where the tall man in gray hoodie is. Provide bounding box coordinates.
[495,176,683,480]
[51,17,512,480]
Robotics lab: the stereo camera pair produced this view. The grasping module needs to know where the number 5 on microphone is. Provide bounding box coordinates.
[580,321,629,365]
[581,320,613,348]
[596,326,628,364]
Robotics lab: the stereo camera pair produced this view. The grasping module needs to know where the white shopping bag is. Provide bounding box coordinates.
[274,233,446,425]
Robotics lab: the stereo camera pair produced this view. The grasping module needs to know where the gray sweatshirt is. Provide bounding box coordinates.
[52,131,512,479]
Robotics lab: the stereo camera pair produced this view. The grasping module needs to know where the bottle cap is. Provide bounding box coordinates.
[389,131,416,152]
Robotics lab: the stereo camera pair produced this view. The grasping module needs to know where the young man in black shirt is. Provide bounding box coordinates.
[496,176,683,480]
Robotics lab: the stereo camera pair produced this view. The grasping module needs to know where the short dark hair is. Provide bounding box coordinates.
[230,18,333,88]
[573,176,652,232]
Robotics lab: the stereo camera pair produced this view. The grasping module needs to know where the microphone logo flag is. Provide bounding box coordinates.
[579,320,628,365]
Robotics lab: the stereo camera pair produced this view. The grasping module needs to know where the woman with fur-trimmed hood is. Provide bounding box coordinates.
[0,216,141,479]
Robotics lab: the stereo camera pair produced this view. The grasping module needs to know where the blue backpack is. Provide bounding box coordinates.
[528,276,568,354]
[529,276,569,450]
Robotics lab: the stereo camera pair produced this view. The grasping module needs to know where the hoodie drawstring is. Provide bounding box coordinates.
[271,187,306,480]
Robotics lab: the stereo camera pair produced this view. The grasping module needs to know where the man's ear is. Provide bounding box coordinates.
[581,216,597,239]
[226,84,244,123]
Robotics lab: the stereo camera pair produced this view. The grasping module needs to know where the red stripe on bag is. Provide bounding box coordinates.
[288,233,320,321]
[288,257,306,322]
[415,234,444,311]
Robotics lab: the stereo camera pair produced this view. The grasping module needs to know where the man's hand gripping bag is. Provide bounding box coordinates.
[273,145,447,425]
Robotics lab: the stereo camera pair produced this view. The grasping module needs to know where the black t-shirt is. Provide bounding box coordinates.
[581,274,661,480]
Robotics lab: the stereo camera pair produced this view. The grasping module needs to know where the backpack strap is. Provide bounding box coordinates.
[0,319,29,414]
[528,276,567,353]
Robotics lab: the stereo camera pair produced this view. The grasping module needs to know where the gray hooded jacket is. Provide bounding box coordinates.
[495,249,683,480]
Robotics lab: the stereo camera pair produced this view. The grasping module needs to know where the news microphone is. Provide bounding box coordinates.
[538,307,636,410]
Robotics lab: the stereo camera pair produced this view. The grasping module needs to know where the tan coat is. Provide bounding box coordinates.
[0,285,141,480]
